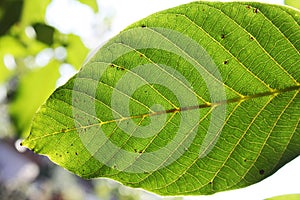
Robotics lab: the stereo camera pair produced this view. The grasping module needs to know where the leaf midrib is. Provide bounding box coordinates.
[25,85,300,143]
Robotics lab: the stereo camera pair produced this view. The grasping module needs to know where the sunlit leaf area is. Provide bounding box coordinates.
[0,0,299,200]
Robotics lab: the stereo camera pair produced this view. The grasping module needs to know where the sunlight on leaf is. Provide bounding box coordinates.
[23,2,300,196]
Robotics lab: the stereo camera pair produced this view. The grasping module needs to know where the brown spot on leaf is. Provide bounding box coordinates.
[223,60,228,65]
[221,34,226,39]
[253,8,258,13]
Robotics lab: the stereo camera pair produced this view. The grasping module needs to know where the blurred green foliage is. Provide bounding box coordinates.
[0,0,90,137]
[285,0,300,9]
[266,194,300,200]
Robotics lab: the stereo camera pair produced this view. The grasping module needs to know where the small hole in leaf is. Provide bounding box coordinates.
[259,169,265,175]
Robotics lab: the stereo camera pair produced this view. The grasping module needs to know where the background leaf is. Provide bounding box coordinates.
[78,0,98,12]
[266,193,300,200]
[23,2,300,196]
[285,0,300,10]
[9,61,60,136]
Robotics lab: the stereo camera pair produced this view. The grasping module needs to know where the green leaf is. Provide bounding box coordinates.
[10,61,60,137]
[20,0,51,28]
[32,23,55,46]
[64,34,89,70]
[266,194,300,200]
[78,0,98,12]
[285,0,300,10]
[23,2,300,196]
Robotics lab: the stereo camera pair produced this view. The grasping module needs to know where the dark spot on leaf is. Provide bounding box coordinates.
[110,64,115,68]
[75,152,78,155]
[139,54,143,57]
[141,25,146,28]
[259,169,265,175]
[246,5,251,9]
[250,36,254,40]
[59,155,62,157]
[134,149,137,153]
[20,142,23,146]
[116,66,125,71]
[71,144,73,146]
[202,9,205,11]
[244,158,247,162]
[209,181,212,184]
[253,8,258,13]
[223,60,228,65]
[82,169,85,172]
[113,165,117,168]
[61,129,66,133]
[67,151,69,154]
[139,150,143,154]
[221,34,226,39]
